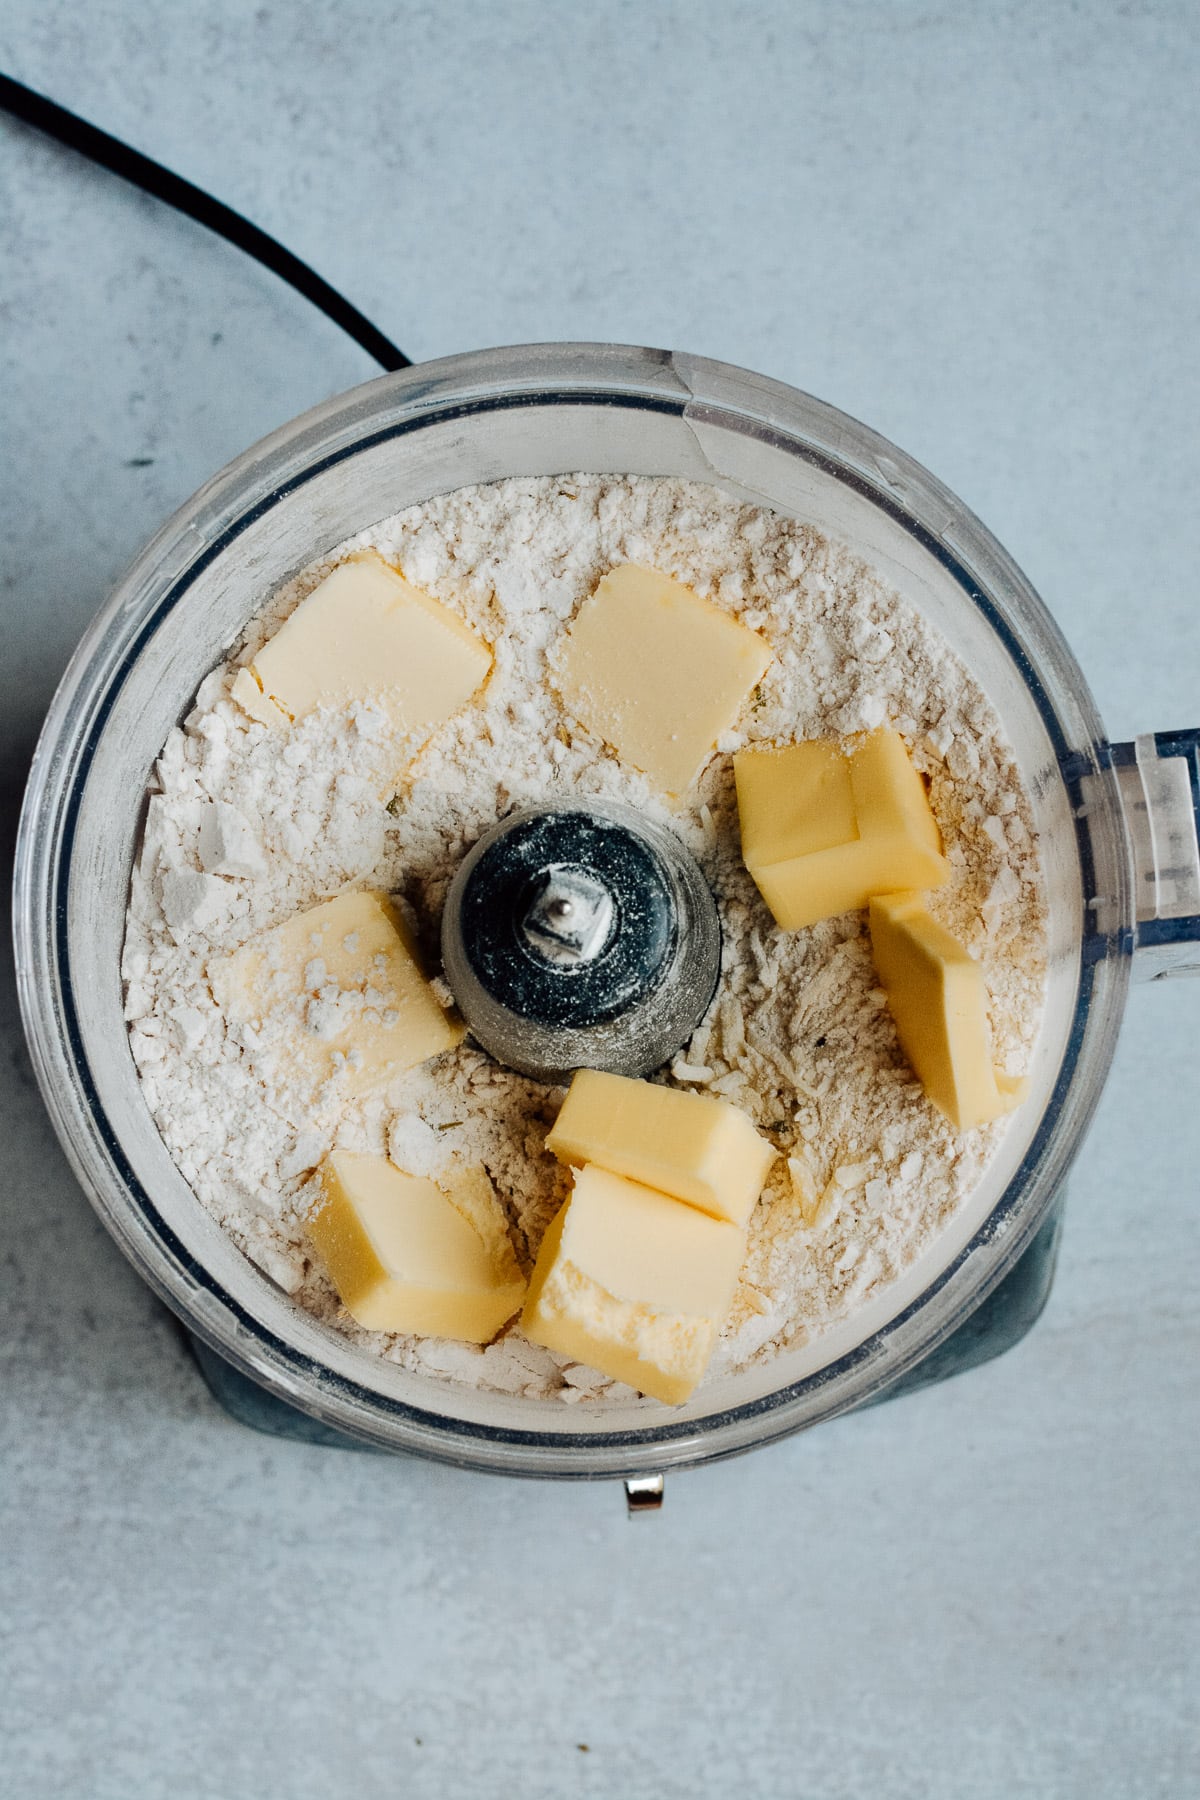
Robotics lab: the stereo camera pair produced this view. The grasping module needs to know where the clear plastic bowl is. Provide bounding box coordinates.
[12,343,1141,1479]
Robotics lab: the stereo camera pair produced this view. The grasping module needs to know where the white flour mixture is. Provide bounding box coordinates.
[122,475,1046,1403]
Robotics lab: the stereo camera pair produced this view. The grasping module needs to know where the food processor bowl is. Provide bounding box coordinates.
[13,344,1199,1481]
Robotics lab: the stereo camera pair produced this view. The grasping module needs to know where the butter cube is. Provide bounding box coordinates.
[849,729,947,871]
[545,1068,776,1227]
[734,730,949,929]
[868,892,1028,1131]
[246,551,491,738]
[557,563,772,793]
[210,890,462,1099]
[521,1165,745,1404]
[310,1152,526,1339]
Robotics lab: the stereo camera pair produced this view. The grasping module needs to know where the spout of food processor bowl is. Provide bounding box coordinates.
[1087,729,1200,981]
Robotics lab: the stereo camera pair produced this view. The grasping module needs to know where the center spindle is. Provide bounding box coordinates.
[440,800,721,1083]
[520,865,615,965]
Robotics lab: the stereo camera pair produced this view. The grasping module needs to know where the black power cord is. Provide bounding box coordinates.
[0,71,410,372]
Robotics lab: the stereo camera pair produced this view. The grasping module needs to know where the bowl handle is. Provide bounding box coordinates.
[1109,730,1200,980]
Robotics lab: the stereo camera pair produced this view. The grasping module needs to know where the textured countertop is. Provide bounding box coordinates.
[2,5,1197,1796]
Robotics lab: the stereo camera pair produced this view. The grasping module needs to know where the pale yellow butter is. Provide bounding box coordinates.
[310,1152,526,1339]
[245,551,491,737]
[210,890,462,1100]
[734,729,949,929]
[230,665,288,726]
[521,1165,746,1404]
[545,1067,776,1227]
[557,563,772,793]
[869,892,1028,1131]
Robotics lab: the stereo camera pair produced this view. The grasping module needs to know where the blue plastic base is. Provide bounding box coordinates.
[186,1191,1067,1452]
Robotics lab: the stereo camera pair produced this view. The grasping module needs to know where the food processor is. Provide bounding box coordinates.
[13,343,1200,1505]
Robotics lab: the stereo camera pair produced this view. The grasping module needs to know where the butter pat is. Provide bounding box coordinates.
[545,1068,776,1227]
[557,563,771,793]
[210,890,462,1099]
[310,1152,525,1339]
[231,665,287,726]
[734,729,949,929]
[869,892,1028,1131]
[521,1165,745,1404]
[245,551,490,737]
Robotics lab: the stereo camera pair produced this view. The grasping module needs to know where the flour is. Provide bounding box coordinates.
[123,475,1046,1402]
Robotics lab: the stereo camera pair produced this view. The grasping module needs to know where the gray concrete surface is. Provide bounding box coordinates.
[1,4,1197,1796]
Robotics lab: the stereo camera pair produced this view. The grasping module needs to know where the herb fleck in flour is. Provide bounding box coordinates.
[123,476,1046,1401]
